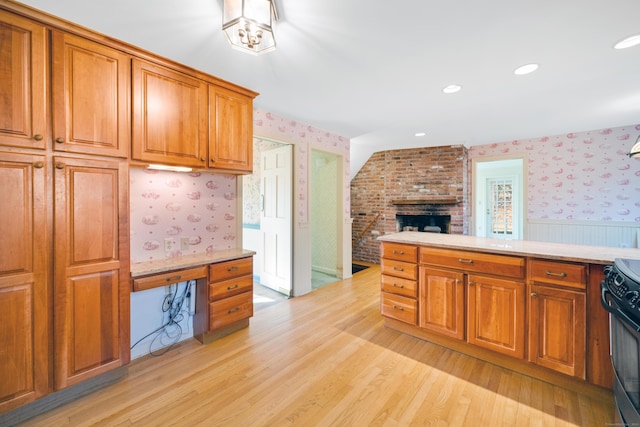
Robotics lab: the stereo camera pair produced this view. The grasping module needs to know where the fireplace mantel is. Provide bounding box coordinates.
[391,198,460,205]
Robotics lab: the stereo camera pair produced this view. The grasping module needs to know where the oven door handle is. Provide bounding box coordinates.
[601,284,640,332]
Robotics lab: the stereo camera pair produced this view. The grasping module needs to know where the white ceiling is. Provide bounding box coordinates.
[16,0,640,177]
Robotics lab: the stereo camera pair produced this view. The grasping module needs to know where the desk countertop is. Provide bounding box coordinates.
[130,248,256,278]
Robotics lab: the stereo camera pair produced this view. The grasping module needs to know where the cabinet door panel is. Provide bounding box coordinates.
[0,153,48,411]
[54,156,129,390]
[0,12,47,149]
[209,85,252,173]
[52,31,130,157]
[529,284,586,378]
[467,274,525,358]
[419,267,465,340]
[132,59,207,167]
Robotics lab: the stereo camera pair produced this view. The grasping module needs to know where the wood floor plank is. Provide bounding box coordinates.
[14,264,616,426]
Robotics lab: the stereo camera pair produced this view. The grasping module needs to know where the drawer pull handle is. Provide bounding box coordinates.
[458,258,474,264]
[393,267,404,272]
[392,305,404,311]
[531,292,538,297]
[393,283,404,289]
[227,284,239,290]
[34,134,43,141]
[55,137,64,144]
[228,307,240,314]
[227,266,239,272]
[469,282,475,286]
[165,275,182,282]
[393,250,405,255]
[545,270,567,278]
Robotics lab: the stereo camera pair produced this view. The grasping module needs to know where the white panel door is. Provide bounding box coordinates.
[260,145,293,295]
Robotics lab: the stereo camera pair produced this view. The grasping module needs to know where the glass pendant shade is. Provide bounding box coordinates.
[223,0,277,55]
[629,135,640,158]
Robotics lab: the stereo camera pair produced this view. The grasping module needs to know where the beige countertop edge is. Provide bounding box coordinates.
[130,249,256,278]
[378,232,640,265]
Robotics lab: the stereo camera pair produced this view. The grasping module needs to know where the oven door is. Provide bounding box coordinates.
[601,286,640,425]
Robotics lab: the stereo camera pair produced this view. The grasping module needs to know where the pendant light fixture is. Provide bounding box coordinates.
[628,135,640,158]
[222,0,278,55]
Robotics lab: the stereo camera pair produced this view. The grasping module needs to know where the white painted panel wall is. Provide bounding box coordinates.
[526,219,639,248]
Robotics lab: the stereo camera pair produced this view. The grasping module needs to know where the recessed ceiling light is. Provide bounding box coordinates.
[415,132,426,137]
[514,63,539,75]
[614,34,640,49]
[442,84,462,94]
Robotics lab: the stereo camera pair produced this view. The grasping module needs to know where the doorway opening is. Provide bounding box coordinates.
[310,149,342,290]
[242,138,293,297]
[472,157,525,240]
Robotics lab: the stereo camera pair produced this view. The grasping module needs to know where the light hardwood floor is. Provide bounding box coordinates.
[19,263,615,426]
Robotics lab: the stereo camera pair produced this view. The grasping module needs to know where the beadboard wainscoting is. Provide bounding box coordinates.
[526,219,640,248]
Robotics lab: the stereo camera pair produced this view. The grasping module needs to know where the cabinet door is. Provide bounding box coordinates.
[0,153,49,412]
[53,156,130,390]
[51,31,130,158]
[529,284,586,378]
[467,274,525,359]
[208,85,253,173]
[0,11,47,149]
[132,59,207,168]
[419,267,465,340]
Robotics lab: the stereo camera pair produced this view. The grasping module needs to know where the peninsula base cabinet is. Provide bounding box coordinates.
[380,241,613,394]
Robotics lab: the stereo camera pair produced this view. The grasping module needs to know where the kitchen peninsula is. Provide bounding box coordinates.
[379,231,640,396]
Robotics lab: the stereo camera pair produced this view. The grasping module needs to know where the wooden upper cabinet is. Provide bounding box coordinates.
[0,11,47,149]
[208,85,253,173]
[0,152,49,412]
[53,156,129,390]
[132,59,208,168]
[51,31,130,158]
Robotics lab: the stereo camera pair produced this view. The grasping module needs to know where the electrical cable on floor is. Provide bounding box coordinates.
[130,279,195,356]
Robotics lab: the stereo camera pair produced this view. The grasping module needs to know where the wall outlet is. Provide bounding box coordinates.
[180,237,190,251]
[164,237,176,253]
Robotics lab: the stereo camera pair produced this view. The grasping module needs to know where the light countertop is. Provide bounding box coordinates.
[378,232,640,264]
[131,248,256,278]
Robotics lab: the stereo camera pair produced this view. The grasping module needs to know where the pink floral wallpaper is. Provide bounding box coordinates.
[469,124,640,221]
[130,109,352,263]
[130,169,238,262]
[253,108,351,223]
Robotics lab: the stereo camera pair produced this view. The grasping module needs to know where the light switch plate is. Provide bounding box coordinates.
[180,237,190,251]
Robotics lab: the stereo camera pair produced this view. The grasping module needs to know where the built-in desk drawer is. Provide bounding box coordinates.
[209,276,253,301]
[132,265,207,291]
[209,257,253,281]
[209,291,253,330]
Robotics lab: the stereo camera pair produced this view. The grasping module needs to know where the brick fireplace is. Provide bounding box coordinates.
[351,145,469,263]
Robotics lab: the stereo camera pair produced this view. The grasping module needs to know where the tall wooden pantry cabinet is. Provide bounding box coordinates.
[0,6,130,413]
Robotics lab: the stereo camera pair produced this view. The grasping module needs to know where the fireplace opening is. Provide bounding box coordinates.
[396,215,451,233]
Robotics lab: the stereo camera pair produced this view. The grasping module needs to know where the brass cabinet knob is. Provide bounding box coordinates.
[531,292,538,297]
[33,161,44,169]
[55,162,65,169]
[468,282,475,286]
[200,157,206,162]
[55,137,64,143]
[210,158,216,163]
[34,134,43,141]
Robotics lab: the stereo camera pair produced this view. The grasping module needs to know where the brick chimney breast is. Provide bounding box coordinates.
[351,145,469,263]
